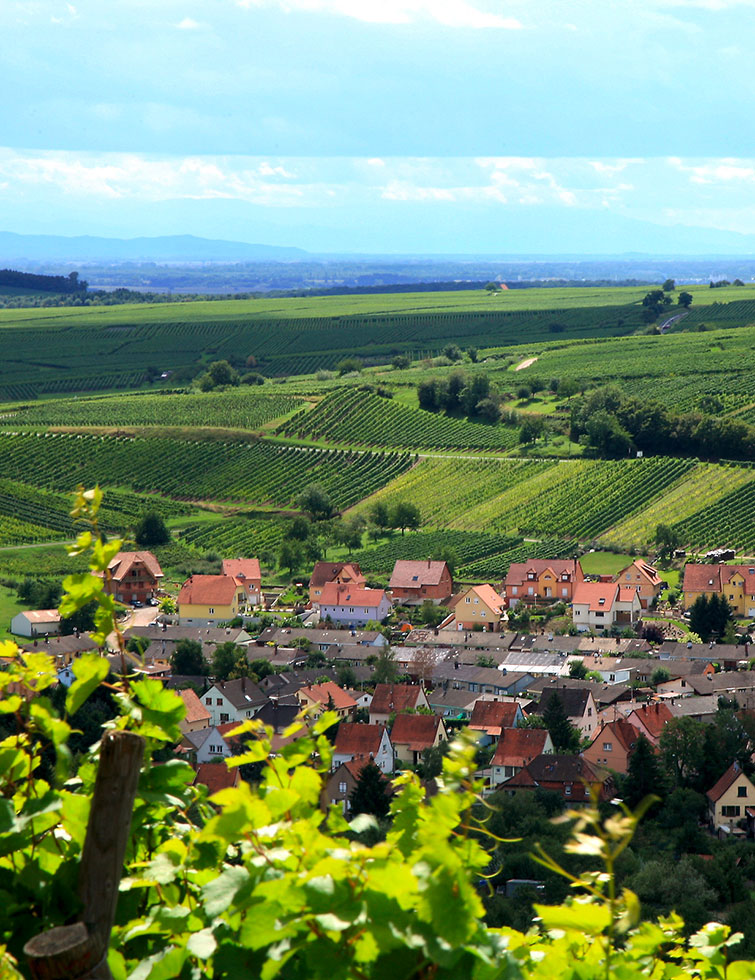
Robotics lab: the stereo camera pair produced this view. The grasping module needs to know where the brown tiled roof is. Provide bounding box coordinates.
[178,574,240,606]
[572,581,619,612]
[589,718,638,754]
[389,560,449,589]
[506,754,603,788]
[707,761,748,802]
[178,688,211,725]
[683,564,723,593]
[334,723,386,757]
[222,559,261,582]
[194,762,239,794]
[371,683,424,715]
[505,560,580,587]
[310,562,364,589]
[491,727,550,767]
[452,584,504,614]
[298,681,357,712]
[628,702,673,738]
[468,700,519,735]
[108,550,163,582]
[390,713,442,751]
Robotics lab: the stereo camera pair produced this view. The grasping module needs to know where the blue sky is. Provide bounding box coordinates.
[2,0,755,253]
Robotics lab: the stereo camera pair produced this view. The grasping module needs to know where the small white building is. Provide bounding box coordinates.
[11,609,61,638]
[572,583,642,633]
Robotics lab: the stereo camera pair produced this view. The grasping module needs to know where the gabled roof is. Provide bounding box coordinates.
[505,560,580,586]
[298,681,357,712]
[310,562,364,589]
[222,559,261,582]
[618,559,662,588]
[452,584,504,614]
[319,583,388,608]
[572,581,619,612]
[707,761,750,802]
[390,713,442,751]
[506,754,603,787]
[468,700,519,735]
[178,574,240,606]
[683,564,723,593]
[16,609,61,624]
[538,687,592,719]
[589,718,638,755]
[491,727,550,768]
[334,723,387,757]
[194,762,239,794]
[371,683,424,715]
[211,677,267,710]
[108,550,163,582]
[627,701,673,738]
[389,560,450,590]
[178,688,211,725]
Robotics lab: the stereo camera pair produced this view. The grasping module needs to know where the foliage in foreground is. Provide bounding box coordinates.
[0,488,754,978]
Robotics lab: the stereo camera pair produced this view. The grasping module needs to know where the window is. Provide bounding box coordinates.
[564,786,572,796]
[562,587,568,596]
[208,607,214,614]
[596,611,604,618]
[339,781,347,793]
[465,596,471,603]
[588,708,592,716]
[512,587,518,595]
[722,805,741,817]
[527,573,535,580]
[738,785,748,798]
[220,713,229,723]
[216,698,222,705]
[603,742,612,751]
[205,697,212,705]
[528,586,534,595]
[480,610,486,617]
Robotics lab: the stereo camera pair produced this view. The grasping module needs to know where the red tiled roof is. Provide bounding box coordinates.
[491,727,550,767]
[298,681,357,712]
[335,722,386,757]
[505,560,580,587]
[628,702,673,739]
[589,718,638,755]
[108,550,163,582]
[389,560,449,590]
[707,761,749,802]
[194,762,239,794]
[390,713,442,751]
[178,688,211,725]
[310,562,364,589]
[468,700,519,736]
[371,683,424,715]
[572,581,619,612]
[178,574,240,606]
[319,582,388,608]
[222,559,261,583]
[683,564,723,593]
[452,584,504,615]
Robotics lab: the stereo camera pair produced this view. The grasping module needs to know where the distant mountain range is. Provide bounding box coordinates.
[0,231,309,264]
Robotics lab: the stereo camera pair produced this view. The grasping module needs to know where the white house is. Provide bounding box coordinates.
[201,677,268,726]
[11,609,61,638]
[318,583,392,627]
[332,723,394,774]
[572,583,642,633]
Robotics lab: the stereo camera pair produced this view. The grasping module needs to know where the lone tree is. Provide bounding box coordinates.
[390,501,421,536]
[171,638,207,676]
[654,523,679,561]
[349,761,392,819]
[134,512,171,547]
[678,291,693,308]
[296,483,335,522]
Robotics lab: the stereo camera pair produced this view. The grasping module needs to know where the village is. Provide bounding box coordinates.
[9,546,755,842]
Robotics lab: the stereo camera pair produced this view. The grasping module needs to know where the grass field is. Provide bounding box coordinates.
[579,551,637,576]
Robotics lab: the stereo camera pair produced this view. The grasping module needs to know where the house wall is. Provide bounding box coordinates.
[616,567,660,609]
[332,731,394,773]
[393,723,445,765]
[321,767,358,814]
[10,614,61,638]
[456,593,501,631]
[196,732,232,764]
[583,731,631,775]
[319,597,391,626]
[710,776,753,829]
[179,595,243,627]
[202,687,257,726]
[107,561,160,604]
[391,570,453,606]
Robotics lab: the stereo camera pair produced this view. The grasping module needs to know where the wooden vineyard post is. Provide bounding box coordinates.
[24,730,145,980]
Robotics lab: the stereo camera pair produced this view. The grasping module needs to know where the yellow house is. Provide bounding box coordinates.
[452,584,505,632]
[178,574,246,626]
[683,563,755,617]
[707,762,753,834]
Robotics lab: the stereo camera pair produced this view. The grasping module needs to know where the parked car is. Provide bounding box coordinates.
[132,600,143,608]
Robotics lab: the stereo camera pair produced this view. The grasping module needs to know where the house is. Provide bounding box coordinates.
[309,562,365,608]
[222,559,262,606]
[707,762,753,834]
[390,714,447,765]
[201,677,268,726]
[370,684,430,725]
[504,560,584,607]
[582,718,640,775]
[318,583,392,627]
[182,725,235,764]
[451,585,505,632]
[505,755,612,804]
[20,633,100,664]
[254,626,388,651]
[193,762,240,795]
[178,574,246,627]
[537,686,598,738]
[426,687,481,719]
[178,688,212,733]
[432,663,533,697]
[296,681,357,721]
[332,722,394,773]
[614,559,663,610]
[104,550,163,604]
[490,728,554,787]
[321,759,391,816]
[625,701,673,746]
[389,560,453,606]
[683,563,755,617]
[571,582,642,633]
[11,609,61,638]
[467,700,523,744]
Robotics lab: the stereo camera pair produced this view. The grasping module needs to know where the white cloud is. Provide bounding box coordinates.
[176,17,200,29]
[669,157,755,184]
[236,0,522,29]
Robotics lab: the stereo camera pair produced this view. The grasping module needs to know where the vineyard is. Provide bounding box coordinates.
[279,388,521,450]
[671,476,755,553]
[0,432,412,510]
[3,389,307,431]
[177,516,288,559]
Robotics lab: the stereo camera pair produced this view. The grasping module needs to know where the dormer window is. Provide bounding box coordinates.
[527,573,535,580]
[598,598,605,605]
